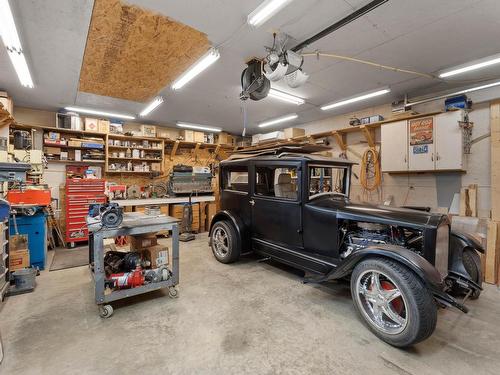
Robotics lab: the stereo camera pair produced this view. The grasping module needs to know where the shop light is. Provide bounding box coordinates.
[171,48,220,90]
[321,88,390,111]
[0,0,34,88]
[248,0,294,27]
[139,97,164,117]
[64,106,135,120]
[258,113,298,128]
[267,88,305,105]
[439,54,500,78]
[177,122,222,133]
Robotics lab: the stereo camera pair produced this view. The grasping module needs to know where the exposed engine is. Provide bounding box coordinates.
[340,221,423,258]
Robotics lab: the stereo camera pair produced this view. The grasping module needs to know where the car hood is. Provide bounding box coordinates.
[310,197,445,229]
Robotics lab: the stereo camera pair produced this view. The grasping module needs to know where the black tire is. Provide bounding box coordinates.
[350,257,437,347]
[210,220,241,264]
[462,248,482,299]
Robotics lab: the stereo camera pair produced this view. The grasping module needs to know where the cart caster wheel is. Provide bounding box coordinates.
[99,305,113,318]
[168,287,179,299]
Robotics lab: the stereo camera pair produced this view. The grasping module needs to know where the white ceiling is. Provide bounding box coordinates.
[1,0,500,134]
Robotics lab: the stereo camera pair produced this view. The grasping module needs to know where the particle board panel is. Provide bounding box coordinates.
[485,220,500,284]
[79,0,210,102]
[491,101,500,221]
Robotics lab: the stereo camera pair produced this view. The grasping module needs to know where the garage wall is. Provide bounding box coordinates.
[295,102,492,218]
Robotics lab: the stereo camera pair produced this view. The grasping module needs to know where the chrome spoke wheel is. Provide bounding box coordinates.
[212,227,229,258]
[355,270,408,335]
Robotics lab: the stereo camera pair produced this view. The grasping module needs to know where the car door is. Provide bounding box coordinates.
[250,161,303,251]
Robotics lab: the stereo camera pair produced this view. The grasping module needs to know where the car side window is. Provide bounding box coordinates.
[224,167,248,192]
[309,166,346,196]
[255,166,298,200]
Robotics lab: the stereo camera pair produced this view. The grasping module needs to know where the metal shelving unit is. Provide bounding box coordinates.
[89,212,180,317]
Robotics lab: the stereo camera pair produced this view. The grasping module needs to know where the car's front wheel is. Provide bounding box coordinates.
[210,220,241,264]
[350,257,437,347]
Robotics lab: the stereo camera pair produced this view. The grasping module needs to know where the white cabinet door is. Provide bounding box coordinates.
[381,121,408,172]
[408,116,435,171]
[435,111,464,170]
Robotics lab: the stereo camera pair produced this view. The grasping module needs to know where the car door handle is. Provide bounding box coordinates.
[249,199,255,206]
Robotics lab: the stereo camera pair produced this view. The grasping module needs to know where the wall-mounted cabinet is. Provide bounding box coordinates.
[381,110,464,173]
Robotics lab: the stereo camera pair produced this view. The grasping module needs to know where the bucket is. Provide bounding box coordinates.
[12,268,37,290]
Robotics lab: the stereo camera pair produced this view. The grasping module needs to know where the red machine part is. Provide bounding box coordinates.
[108,266,145,289]
[65,179,106,244]
[7,189,51,206]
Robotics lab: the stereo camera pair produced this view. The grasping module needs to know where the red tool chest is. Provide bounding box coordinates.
[65,179,106,244]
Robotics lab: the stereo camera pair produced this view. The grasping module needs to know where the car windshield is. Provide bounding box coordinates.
[308,165,348,198]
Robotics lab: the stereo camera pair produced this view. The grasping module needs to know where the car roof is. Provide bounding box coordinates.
[222,152,356,166]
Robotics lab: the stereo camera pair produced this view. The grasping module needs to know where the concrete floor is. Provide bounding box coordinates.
[1,233,500,374]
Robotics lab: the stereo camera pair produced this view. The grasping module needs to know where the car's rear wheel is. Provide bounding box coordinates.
[350,257,437,347]
[210,220,241,264]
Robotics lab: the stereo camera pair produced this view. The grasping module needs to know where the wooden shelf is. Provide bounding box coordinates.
[43,143,105,150]
[236,110,445,153]
[107,133,162,142]
[106,170,156,174]
[107,157,161,161]
[107,145,163,151]
[12,123,107,138]
[47,159,105,164]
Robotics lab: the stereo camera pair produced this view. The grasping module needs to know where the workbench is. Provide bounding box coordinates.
[88,212,180,317]
[110,195,215,207]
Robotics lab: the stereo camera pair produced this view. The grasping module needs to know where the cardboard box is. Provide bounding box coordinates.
[141,125,156,137]
[10,234,28,251]
[217,132,234,145]
[60,151,68,160]
[85,118,99,132]
[181,130,194,142]
[194,131,205,143]
[44,146,61,155]
[68,140,81,147]
[46,132,61,140]
[10,249,30,271]
[75,149,82,161]
[151,162,162,172]
[283,127,305,139]
[130,234,158,250]
[71,116,82,131]
[141,245,169,268]
[98,119,110,134]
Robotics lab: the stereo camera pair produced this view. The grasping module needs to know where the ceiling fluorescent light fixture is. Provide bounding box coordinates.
[171,48,220,90]
[258,113,298,128]
[0,0,34,88]
[439,54,500,78]
[177,122,222,133]
[268,88,305,105]
[451,80,500,95]
[321,88,390,111]
[248,0,294,27]
[64,106,135,120]
[139,96,164,117]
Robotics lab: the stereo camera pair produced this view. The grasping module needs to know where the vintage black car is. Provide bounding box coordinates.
[209,151,483,347]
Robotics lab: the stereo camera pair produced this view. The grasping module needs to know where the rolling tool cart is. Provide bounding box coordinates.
[88,212,180,318]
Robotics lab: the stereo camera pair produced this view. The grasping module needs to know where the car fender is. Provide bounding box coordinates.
[326,244,443,289]
[209,210,247,246]
[448,230,484,278]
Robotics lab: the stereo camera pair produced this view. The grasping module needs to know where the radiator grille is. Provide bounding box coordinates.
[435,224,450,279]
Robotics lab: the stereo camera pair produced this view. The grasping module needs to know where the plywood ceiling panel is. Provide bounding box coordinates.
[79,0,210,102]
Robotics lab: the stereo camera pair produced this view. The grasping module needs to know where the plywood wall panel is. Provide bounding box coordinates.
[79,0,210,102]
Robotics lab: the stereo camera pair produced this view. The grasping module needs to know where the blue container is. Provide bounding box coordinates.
[10,212,47,270]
